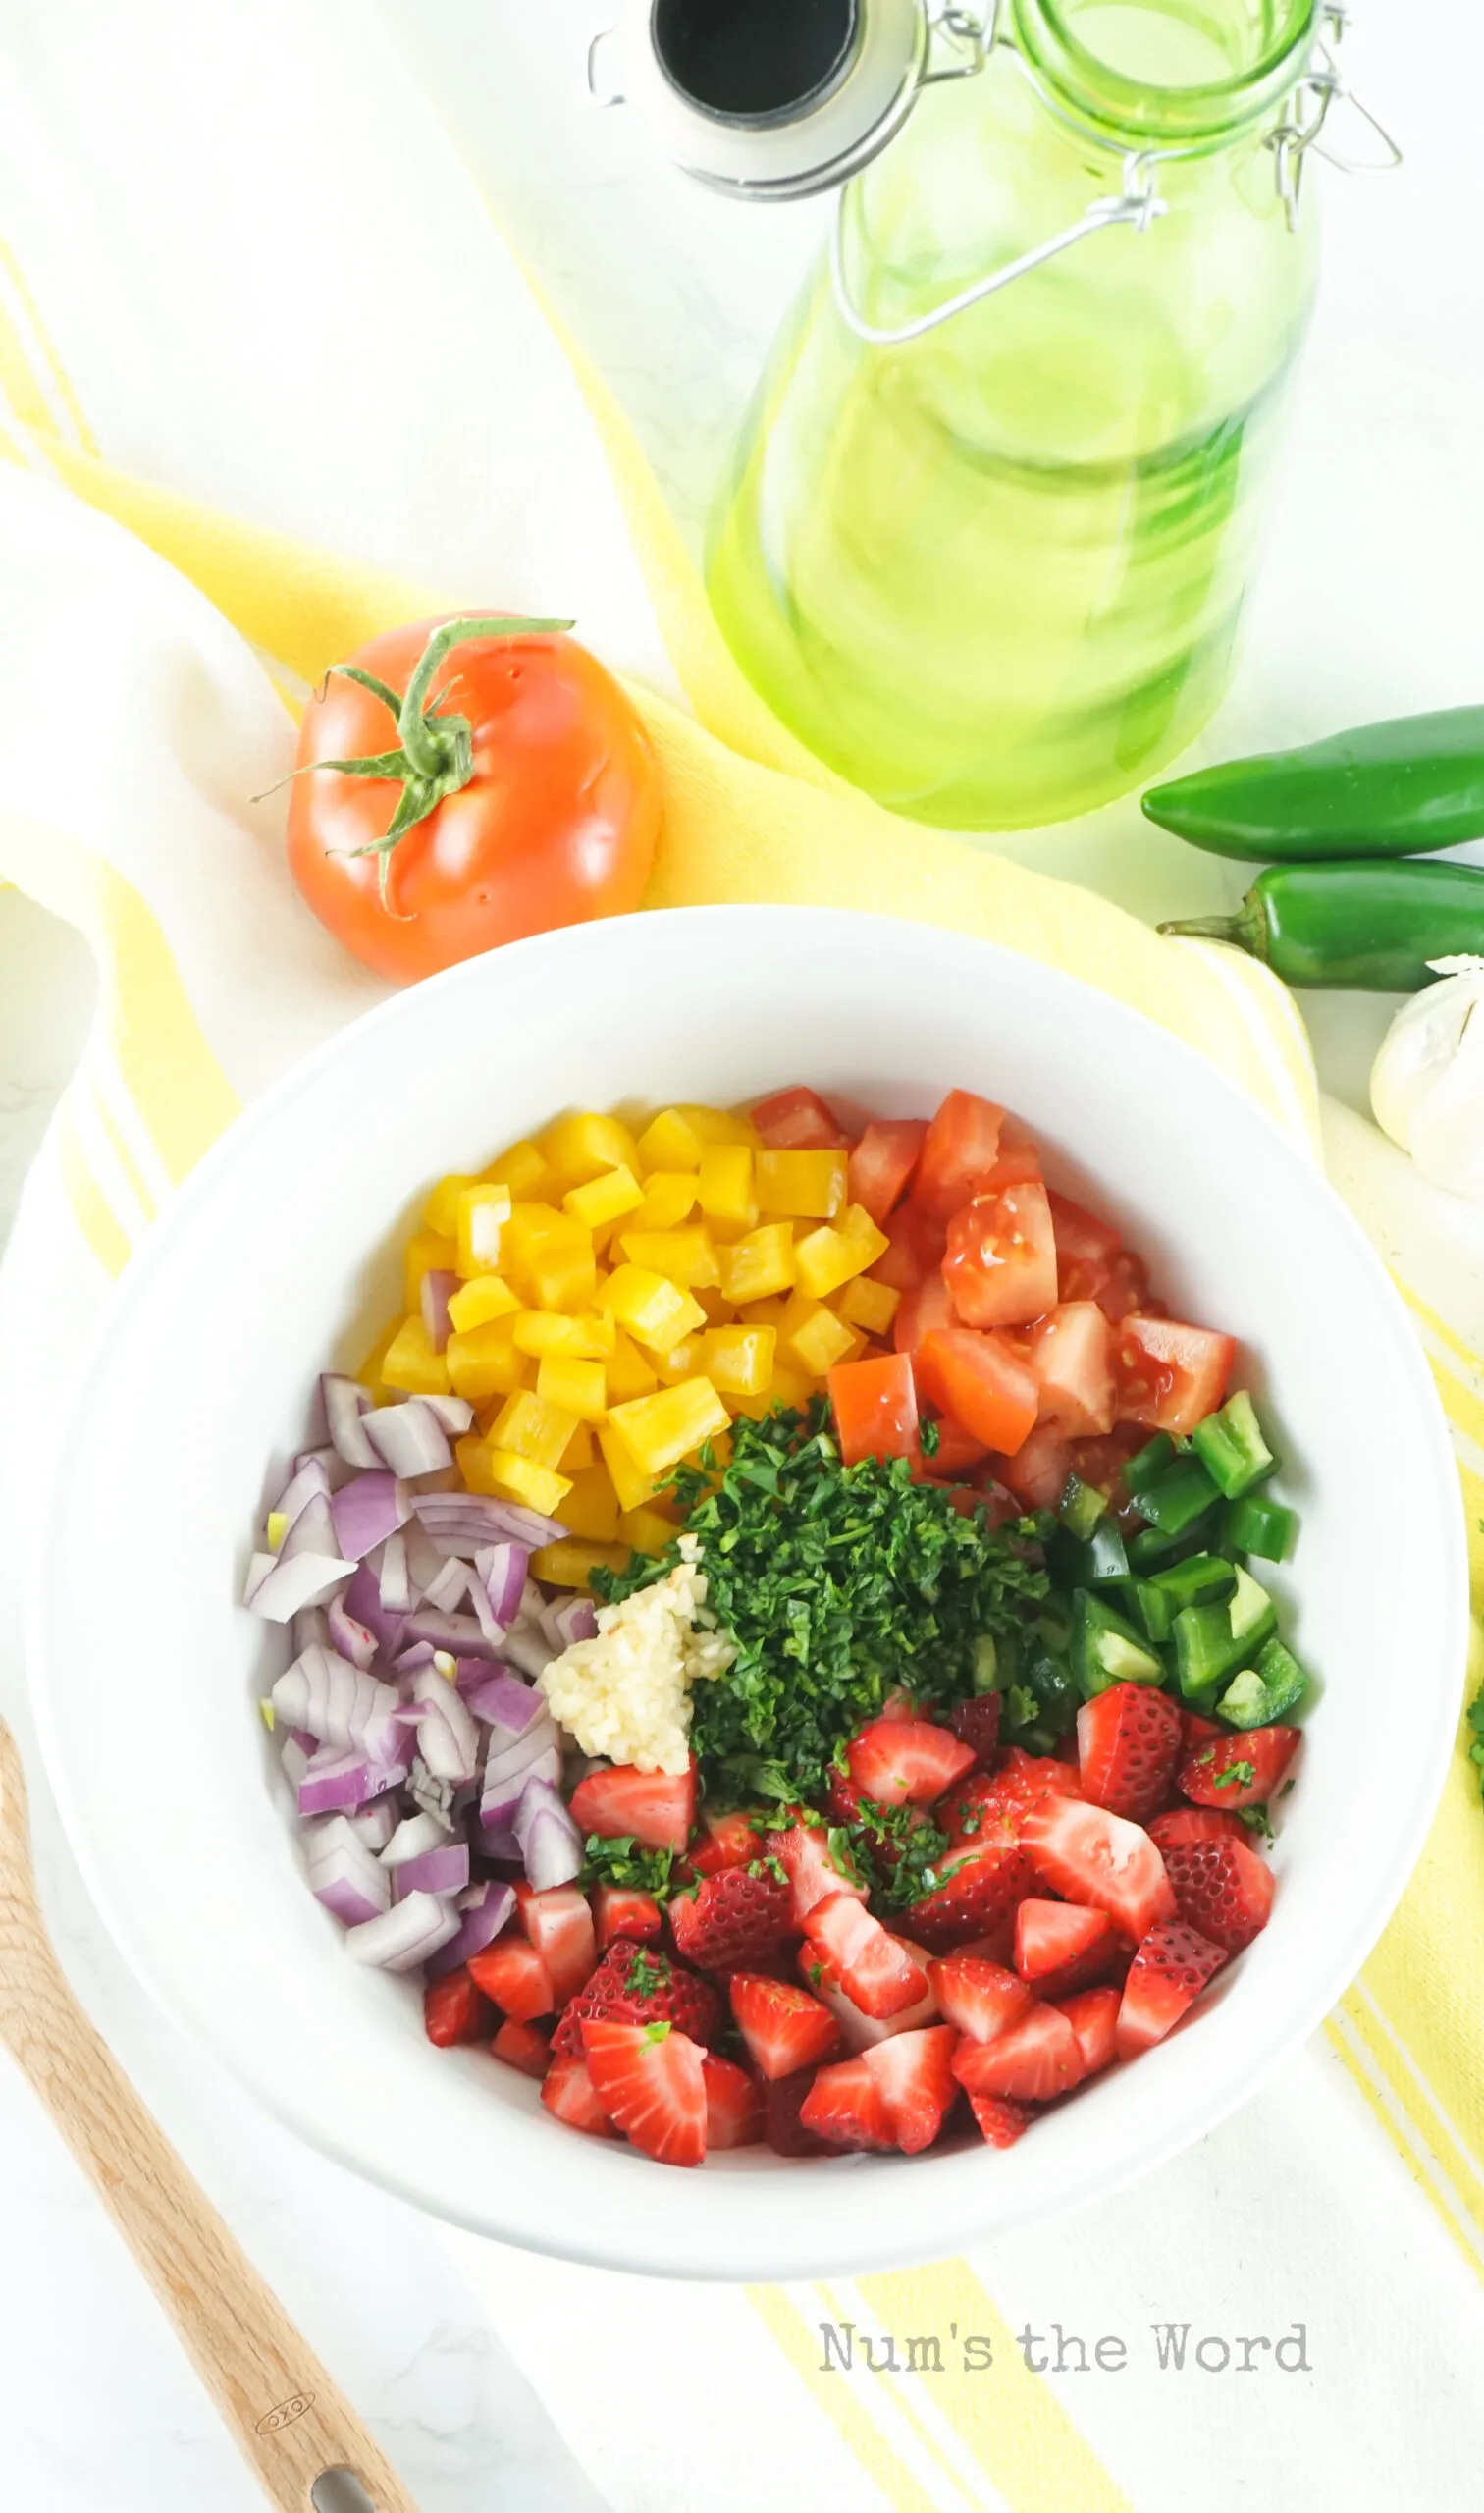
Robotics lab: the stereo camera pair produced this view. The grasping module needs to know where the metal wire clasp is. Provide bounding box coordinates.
[1265,5,1402,230]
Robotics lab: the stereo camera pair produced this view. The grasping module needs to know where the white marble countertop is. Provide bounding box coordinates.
[2,3,1482,2506]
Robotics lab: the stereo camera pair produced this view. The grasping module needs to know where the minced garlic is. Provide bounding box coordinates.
[537,1534,733,1777]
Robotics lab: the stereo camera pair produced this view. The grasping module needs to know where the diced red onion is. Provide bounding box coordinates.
[343,1798,400,1852]
[480,1742,562,1836]
[344,1559,406,1658]
[279,1729,312,1792]
[412,1493,530,1568]
[292,1603,332,1655]
[420,1393,475,1436]
[474,1539,529,1629]
[484,1498,570,1548]
[322,1373,380,1470]
[378,1529,411,1613]
[402,1517,448,1598]
[394,1841,471,1898]
[245,1549,357,1622]
[344,1891,459,1972]
[381,1810,452,1866]
[394,1641,439,1676]
[547,1594,598,1650]
[425,1880,517,1979]
[499,1618,557,1682]
[329,1470,411,1564]
[272,1453,332,1534]
[401,1606,498,1659]
[326,1596,378,1671]
[363,1399,453,1479]
[272,1646,404,1763]
[482,1719,560,1790]
[278,1489,342,1566]
[406,1666,480,1786]
[305,1816,393,1927]
[514,1775,584,1889]
[457,1664,546,1740]
[421,1554,472,1614]
[297,1745,409,1818]
[420,1268,459,1355]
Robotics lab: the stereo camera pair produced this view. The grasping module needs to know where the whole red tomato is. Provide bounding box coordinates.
[287,613,661,982]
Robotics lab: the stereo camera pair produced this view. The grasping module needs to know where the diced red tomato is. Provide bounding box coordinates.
[423,1968,492,2049]
[827,1351,920,1470]
[923,1415,992,1475]
[871,1202,946,1291]
[1047,1188,1121,1271]
[913,1090,1006,1221]
[1112,1315,1236,1434]
[849,1118,928,1223]
[1026,1302,1115,1437]
[893,1271,954,1360]
[1021,1796,1176,1945]
[569,1760,696,1852]
[689,1809,765,1876]
[751,1085,849,1150]
[847,1716,976,1807]
[976,1113,1043,1195]
[592,1884,663,1948]
[917,1326,1039,1456]
[1064,1424,1148,1507]
[943,1183,1059,1330]
[989,1418,1073,1512]
[492,2017,553,2078]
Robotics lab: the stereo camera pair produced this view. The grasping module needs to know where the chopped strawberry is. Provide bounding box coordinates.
[865,2026,961,2154]
[952,2002,1085,2102]
[516,1885,598,2005]
[1052,1985,1121,2078]
[806,1941,940,2050]
[1116,1923,1226,2059]
[1076,1683,1184,1825]
[468,1937,555,2023]
[1013,1898,1117,1996]
[763,2066,834,2156]
[799,2054,896,2151]
[592,1883,664,1949]
[927,1953,1033,2043]
[751,1085,849,1150]
[1146,1807,1250,1853]
[802,1893,930,2018]
[850,1118,928,1224]
[553,1938,720,2058]
[939,1746,1079,1849]
[569,1760,696,1852]
[1182,1710,1224,1753]
[1179,1725,1299,1811]
[541,2053,615,2136]
[492,2018,552,2079]
[900,1841,1037,1951]
[582,2019,708,2167]
[1022,1796,1176,1945]
[968,2092,1036,2148]
[847,1716,976,1807]
[689,1809,766,1876]
[669,1867,795,1973]
[947,1692,1001,1770]
[1161,1836,1275,1954]
[768,1820,869,1921]
[729,1972,840,2079]
[423,1968,492,2048]
[701,2051,766,2148]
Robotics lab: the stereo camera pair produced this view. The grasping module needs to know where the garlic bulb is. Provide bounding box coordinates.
[1371,957,1484,1199]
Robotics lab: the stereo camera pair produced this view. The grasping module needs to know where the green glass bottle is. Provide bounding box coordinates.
[707,0,1323,829]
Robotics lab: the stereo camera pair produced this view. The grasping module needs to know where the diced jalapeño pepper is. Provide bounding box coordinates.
[1171,1566,1275,1701]
[1071,1589,1165,1697]
[1131,1579,1174,1644]
[1124,1432,1177,1493]
[1151,1552,1238,1611]
[1221,1492,1298,1562]
[1058,1474,1108,1542]
[1192,1390,1277,1499]
[1137,1453,1222,1536]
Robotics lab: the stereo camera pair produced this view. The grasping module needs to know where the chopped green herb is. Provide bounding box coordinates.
[625,1946,673,1997]
[839,1795,952,1910]
[749,1854,790,1888]
[1211,1757,1258,1792]
[920,1416,941,1459]
[579,1833,675,1895]
[1238,1802,1273,1840]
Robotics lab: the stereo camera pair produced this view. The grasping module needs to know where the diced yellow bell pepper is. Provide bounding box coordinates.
[602,1264,707,1355]
[455,1433,499,1494]
[608,1377,730,1477]
[447,1316,527,1402]
[678,1104,760,1147]
[454,1181,513,1279]
[382,1314,453,1396]
[698,1145,757,1230]
[532,1538,631,1590]
[532,1243,599,1313]
[729,1361,818,1421]
[652,1334,704,1387]
[423,1175,482,1238]
[734,1293,788,1330]
[695,1287,737,1325]
[538,1353,609,1421]
[488,1389,581,1470]
[512,1310,610,1360]
[633,1171,700,1229]
[403,1228,457,1314]
[542,1111,641,1192]
[617,1225,721,1290]
[266,1510,289,1553]
[357,1317,400,1399]
[836,1274,901,1336]
[635,1107,708,1174]
[605,1330,659,1405]
[482,1449,572,1517]
[448,1274,519,1333]
[703,1323,776,1396]
[559,1462,623,1542]
[599,1421,667,1515]
[482,1138,554,1202]
[794,1205,892,1300]
[619,1505,680,1557]
[755,1150,849,1220]
[558,1418,597,1472]
[563,1164,644,1231]
[783,1297,859,1377]
[717,1222,796,1306]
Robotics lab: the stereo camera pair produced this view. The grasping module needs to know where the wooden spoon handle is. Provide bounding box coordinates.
[0,1725,420,2511]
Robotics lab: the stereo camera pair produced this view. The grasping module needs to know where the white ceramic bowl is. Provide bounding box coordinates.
[28,908,1466,2280]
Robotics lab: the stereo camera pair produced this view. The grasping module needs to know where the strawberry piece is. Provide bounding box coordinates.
[850,1118,928,1224]
[806,1941,940,2050]
[669,1867,795,1973]
[541,2053,615,2136]
[1052,1985,1121,2078]
[939,1746,1081,1848]
[569,1760,696,1852]
[1022,1796,1176,1945]
[947,1693,1001,1771]
[1116,1923,1226,2059]
[592,1883,663,1949]
[968,2092,1036,2148]
[516,1885,598,2005]
[847,1716,976,1807]
[803,1893,930,2018]
[900,1841,1037,1951]
[952,2002,1085,2102]
[729,1972,840,2079]
[799,2054,897,2151]
[423,1967,493,2049]
[492,2018,552,2079]
[1013,1898,1116,1995]
[582,2019,708,2167]
[1178,1725,1299,1811]
[468,1937,555,2023]
[769,1821,869,1922]
[1146,1807,1250,1853]
[763,2066,834,2156]
[701,2051,766,2148]
[1161,1836,1275,1954]
[1182,1710,1224,1752]
[553,1938,720,2058]
[689,1810,765,1876]
[1076,1684,1184,1825]
[927,1953,1033,2043]
[865,2026,961,2154]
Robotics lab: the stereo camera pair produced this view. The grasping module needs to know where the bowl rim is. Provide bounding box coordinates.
[26,905,1470,2278]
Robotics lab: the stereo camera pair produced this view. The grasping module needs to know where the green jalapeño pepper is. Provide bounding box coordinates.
[1160,860,1484,989]
[1143,705,1484,861]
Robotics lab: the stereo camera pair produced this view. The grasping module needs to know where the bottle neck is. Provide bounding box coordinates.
[1010,0,1318,151]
